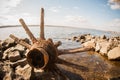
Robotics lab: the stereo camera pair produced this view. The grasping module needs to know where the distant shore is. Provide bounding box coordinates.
[0,25,120,34]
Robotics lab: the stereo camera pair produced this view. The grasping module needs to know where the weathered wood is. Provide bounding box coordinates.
[58,46,93,55]
[54,41,62,48]
[9,34,31,49]
[27,39,58,69]
[19,18,37,43]
[9,8,93,80]
[40,8,45,40]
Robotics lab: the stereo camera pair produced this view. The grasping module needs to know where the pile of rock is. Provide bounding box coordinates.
[70,34,120,60]
[0,38,46,80]
[0,38,31,80]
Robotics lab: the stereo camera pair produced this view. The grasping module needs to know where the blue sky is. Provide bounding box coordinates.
[0,0,120,32]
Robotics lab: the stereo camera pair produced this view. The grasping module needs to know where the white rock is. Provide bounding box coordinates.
[8,51,21,62]
[82,40,96,48]
[99,41,112,56]
[108,47,120,60]
[15,64,32,80]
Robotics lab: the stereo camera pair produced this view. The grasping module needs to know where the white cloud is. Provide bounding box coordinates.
[0,13,39,25]
[108,0,120,10]
[0,0,23,25]
[73,6,79,9]
[58,15,94,28]
[65,15,87,23]
[0,0,23,14]
[102,18,120,32]
[48,6,61,13]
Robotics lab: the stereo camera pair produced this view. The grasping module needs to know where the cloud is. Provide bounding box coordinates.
[73,6,79,9]
[108,0,120,10]
[48,6,61,13]
[103,18,120,32]
[65,15,87,23]
[0,0,23,14]
[0,13,39,25]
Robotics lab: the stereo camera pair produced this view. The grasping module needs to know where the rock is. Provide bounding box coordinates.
[14,44,25,52]
[15,64,32,80]
[95,42,101,52]
[0,63,5,80]
[2,47,15,60]
[0,41,2,49]
[85,34,92,41]
[99,41,112,56]
[2,65,14,80]
[23,38,30,44]
[10,58,27,68]
[108,47,120,60]
[118,44,120,47]
[100,35,106,39]
[82,39,96,48]
[76,39,80,42]
[1,38,16,51]
[109,39,118,49]
[72,36,77,41]
[79,35,85,40]
[8,51,21,62]
[108,76,120,80]
[14,44,26,57]
[0,50,3,60]
[80,39,85,43]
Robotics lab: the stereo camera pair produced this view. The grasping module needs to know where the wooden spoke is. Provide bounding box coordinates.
[9,34,31,49]
[58,47,93,55]
[54,41,62,48]
[40,8,45,40]
[19,18,37,43]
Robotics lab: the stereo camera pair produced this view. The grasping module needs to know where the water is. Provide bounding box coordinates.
[0,26,120,79]
[0,26,120,49]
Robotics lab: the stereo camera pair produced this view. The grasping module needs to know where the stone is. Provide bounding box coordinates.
[76,39,80,42]
[1,38,16,51]
[2,65,14,80]
[0,50,3,60]
[100,35,106,39]
[108,47,120,60]
[85,34,92,41]
[2,47,15,60]
[23,38,30,44]
[80,39,85,43]
[95,42,101,52]
[72,36,77,41]
[99,41,112,56]
[82,40,96,48]
[8,51,21,62]
[15,64,32,80]
[108,76,120,80]
[14,44,25,52]
[10,58,27,68]
[79,35,85,40]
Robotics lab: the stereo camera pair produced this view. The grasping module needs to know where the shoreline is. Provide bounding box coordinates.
[0,25,120,34]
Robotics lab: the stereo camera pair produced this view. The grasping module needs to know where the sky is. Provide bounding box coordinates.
[0,0,120,32]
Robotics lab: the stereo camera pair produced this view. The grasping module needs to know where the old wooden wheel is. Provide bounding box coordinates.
[10,8,92,80]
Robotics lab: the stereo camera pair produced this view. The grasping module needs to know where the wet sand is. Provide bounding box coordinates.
[58,51,120,80]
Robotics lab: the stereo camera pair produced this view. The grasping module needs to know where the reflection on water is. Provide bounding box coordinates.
[59,51,120,80]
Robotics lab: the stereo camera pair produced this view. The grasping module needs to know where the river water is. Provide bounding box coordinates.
[0,26,120,80]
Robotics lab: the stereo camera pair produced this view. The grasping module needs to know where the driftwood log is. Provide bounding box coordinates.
[9,8,93,79]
